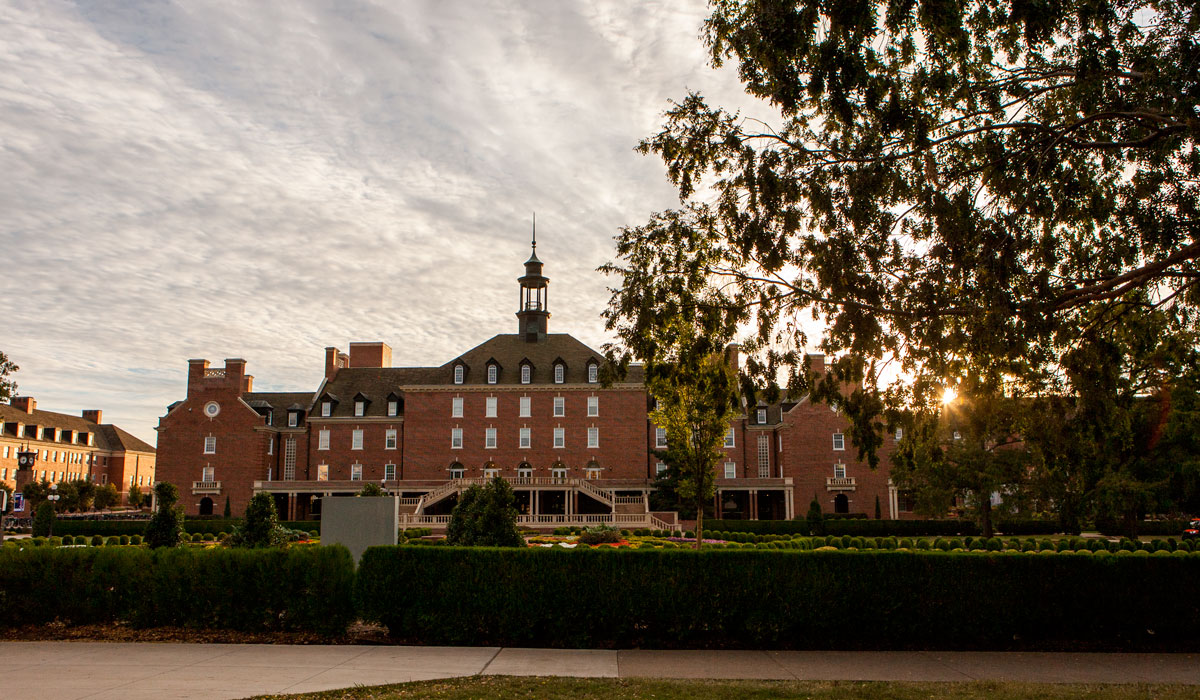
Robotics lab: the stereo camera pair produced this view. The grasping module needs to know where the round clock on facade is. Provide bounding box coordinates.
[203,401,221,417]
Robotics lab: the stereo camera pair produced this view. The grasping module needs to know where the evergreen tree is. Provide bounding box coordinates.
[127,484,143,509]
[32,501,55,537]
[223,495,232,518]
[143,482,185,548]
[806,498,825,536]
[229,493,288,548]
[358,483,385,497]
[446,477,524,547]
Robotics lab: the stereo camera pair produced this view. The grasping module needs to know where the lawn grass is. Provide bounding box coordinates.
[252,677,1199,700]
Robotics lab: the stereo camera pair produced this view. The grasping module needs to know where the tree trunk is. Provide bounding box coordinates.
[979,492,994,539]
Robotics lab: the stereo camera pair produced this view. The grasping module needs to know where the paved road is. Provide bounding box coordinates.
[3,642,1198,699]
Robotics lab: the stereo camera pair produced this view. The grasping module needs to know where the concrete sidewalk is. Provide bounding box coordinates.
[3,642,1198,700]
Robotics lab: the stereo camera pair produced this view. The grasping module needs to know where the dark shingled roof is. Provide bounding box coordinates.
[312,334,644,419]
[242,392,314,411]
[96,424,156,453]
[0,404,155,452]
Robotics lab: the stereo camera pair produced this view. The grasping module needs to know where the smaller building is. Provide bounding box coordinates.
[0,396,156,508]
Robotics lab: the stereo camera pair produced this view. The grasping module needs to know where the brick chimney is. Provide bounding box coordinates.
[724,343,740,372]
[11,396,35,413]
[807,353,826,378]
[349,342,392,368]
[325,347,349,381]
[82,409,103,424]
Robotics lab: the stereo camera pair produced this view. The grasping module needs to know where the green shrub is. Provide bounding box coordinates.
[144,483,186,549]
[130,535,142,546]
[90,535,103,546]
[578,525,623,545]
[0,546,354,635]
[118,535,130,546]
[356,547,1200,649]
[48,536,63,547]
[32,502,55,538]
[105,537,119,546]
[996,520,1061,536]
[191,533,203,543]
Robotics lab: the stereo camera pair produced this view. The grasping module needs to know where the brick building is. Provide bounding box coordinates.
[155,242,910,526]
[1,397,156,510]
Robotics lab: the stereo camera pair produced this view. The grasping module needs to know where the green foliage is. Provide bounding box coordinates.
[358,547,1200,649]
[0,546,355,635]
[21,479,51,512]
[806,499,824,536]
[578,525,623,545]
[223,496,232,518]
[228,493,288,548]
[127,484,144,509]
[446,477,524,548]
[70,479,94,512]
[0,350,17,404]
[32,501,55,537]
[143,482,185,549]
[358,483,386,497]
[92,483,119,511]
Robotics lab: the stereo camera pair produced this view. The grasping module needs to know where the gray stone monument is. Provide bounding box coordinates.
[319,496,398,564]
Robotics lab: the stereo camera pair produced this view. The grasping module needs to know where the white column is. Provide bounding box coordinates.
[888,483,898,520]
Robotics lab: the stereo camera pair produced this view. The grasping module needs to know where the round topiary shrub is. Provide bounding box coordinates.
[915,538,931,550]
[105,536,119,546]
[91,535,103,546]
[934,538,950,551]
[48,536,62,547]
[948,537,962,550]
[852,536,866,549]
[119,535,130,546]
[130,534,143,545]
[899,537,914,549]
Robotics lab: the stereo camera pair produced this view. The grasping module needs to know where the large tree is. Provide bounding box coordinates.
[607,0,1199,462]
[0,350,17,404]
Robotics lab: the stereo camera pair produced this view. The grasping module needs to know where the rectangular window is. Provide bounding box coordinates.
[757,408,767,424]
[656,462,667,476]
[895,427,904,440]
[384,464,396,480]
[554,364,564,383]
[486,396,498,417]
[454,365,464,384]
[834,463,847,479]
[899,491,915,513]
[521,365,531,383]
[351,464,363,481]
[519,396,531,417]
[758,433,770,478]
[385,429,397,450]
[519,428,531,449]
[352,429,364,450]
[552,467,567,479]
[284,438,296,480]
[321,402,331,417]
[588,427,599,449]
[586,468,601,480]
[452,397,463,418]
[485,428,497,449]
[202,466,214,482]
[724,462,737,479]
[588,364,598,383]
[518,467,533,478]
[288,412,298,427]
[317,464,329,481]
[451,428,463,449]
[203,436,216,454]
[318,430,330,450]
[354,401,365,417]
[833,433,845,451]
[487,365,497,384]
[553,396,565,416]
[267,438,273,455]
[724,428,735,448]
[655,428,667,449]
[388,400,398,416]
[587,396,599,416]
[484,468,500,478]
[450,467,464,479]
[553,427,565,448]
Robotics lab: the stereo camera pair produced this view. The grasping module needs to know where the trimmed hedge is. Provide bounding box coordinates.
[45,519,321,538]
[702,519,983,537]
[1097,520,1191,537]
[0,545,354,635]
[357,546,1200,649]
[995,520,1062,536]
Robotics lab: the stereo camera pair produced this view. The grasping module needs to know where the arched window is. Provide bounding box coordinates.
[587,362,598,383]
[449,462,465,479]
[554,364,564,383]
[487,365,498,384]
[454,365,464,384]
[521,364,531,384]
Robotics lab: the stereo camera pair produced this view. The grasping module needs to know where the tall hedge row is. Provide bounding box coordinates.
[357,546,1200,649]
[0,545,354,636]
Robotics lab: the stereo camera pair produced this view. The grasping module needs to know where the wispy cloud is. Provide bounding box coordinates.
[0,0,762,443]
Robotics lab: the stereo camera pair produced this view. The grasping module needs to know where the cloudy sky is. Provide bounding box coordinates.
[0,0,765,444]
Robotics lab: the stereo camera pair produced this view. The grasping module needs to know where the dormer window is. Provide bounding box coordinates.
[521,364,531,384]
[588,363,598,383]
[454,365,464,384]
[388,400,398,417]
[321,401,331,417]
[287,412,298,428]
[757,408,767,424]
[354,401,365,417]
[554,364,564,384]
[487,365,498,384]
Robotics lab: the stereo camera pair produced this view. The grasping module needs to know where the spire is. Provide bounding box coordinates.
[517,217,549,342]
[526,213,541,264]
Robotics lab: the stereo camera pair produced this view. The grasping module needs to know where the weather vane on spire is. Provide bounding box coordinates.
[532,212,537,252]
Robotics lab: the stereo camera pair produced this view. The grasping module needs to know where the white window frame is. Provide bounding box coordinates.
[519,427,531,449]
[724,428,735,448]
[452,397,463,418]
[587,396,599,416]
[387,400,398,417]
[834,462,847,479]
[758,433,770,478]
[656,462,667,476]
[318,429,330,451]
[655,428,667,449]
[588,364,598,383]
[450,467,465,479]
[385,429,397,450]
[518,466,533,478]
[724,462,737,479]
[551,466,567,479]
[201,466,214,482]
[553,396,565,417]
[354,401,365,417]
[553,427,565,448]
[554,364,564,383]
[317,465,330,481]
[757,408,767,424]
[833,433,845,451]
[484,467,500,479]
[895,427,904,440]
[486,396,498,418]
[352,429,364,450]
[321,401,331,417]
[267,438,273,455]
[454,365,464,384]
[487,365,498,384]
[203,436,216,454]
[485,428,497,449]
[519,396,531,417]
[384,464,396,481]
[588,427,599,449]
[351,464,363,481]
[521,364,531,384]
[451,428,463,449]
[288,412,298,427]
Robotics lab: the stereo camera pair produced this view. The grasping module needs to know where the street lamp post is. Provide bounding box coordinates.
[47,482,60,538]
